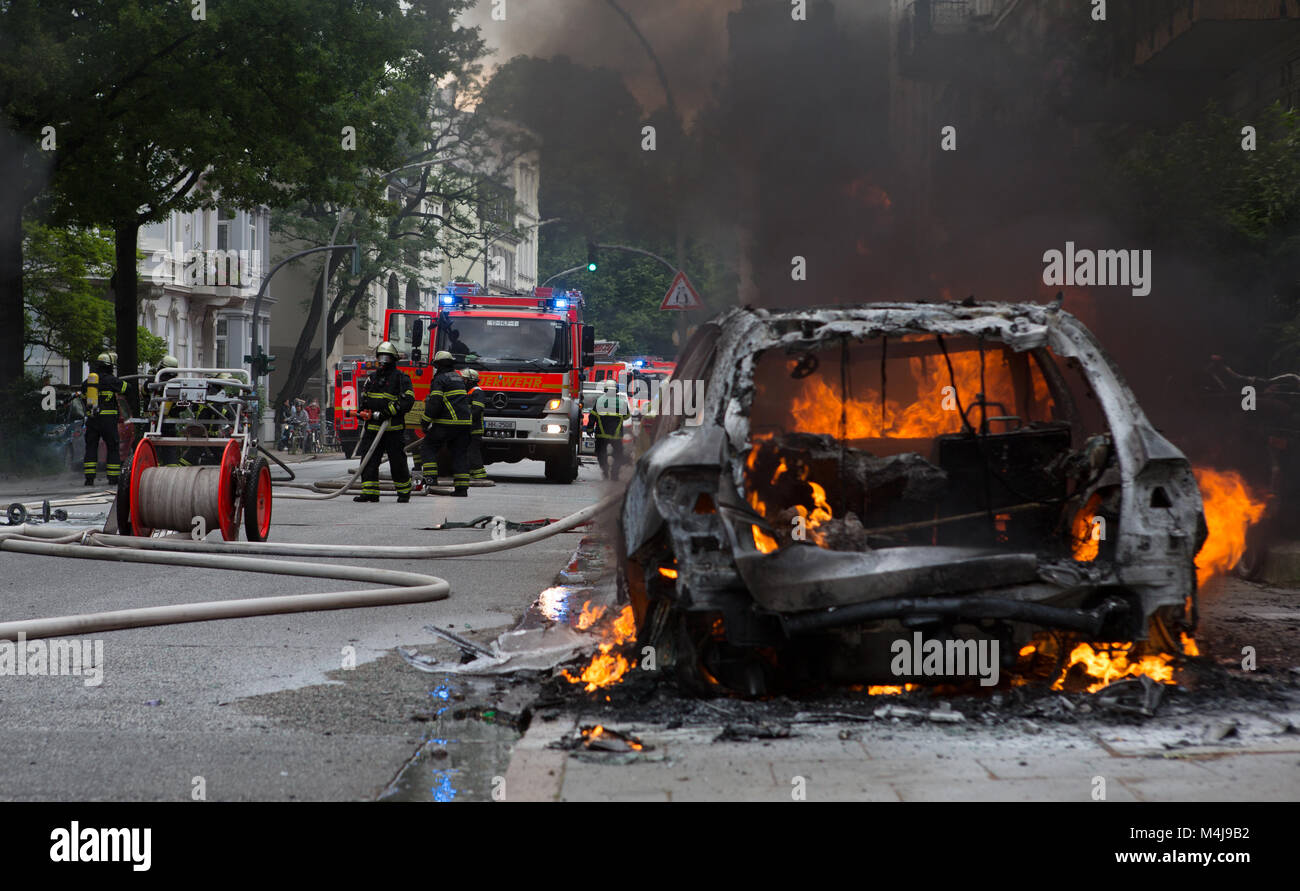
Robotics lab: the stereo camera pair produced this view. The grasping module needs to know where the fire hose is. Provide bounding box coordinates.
[271,417,392,500]
[0,492,619,640]
[0,529,448,641]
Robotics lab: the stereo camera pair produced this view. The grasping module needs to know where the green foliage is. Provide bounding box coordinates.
[1116,102,1300,368]
[22,222,115,364]
[133,327,166,370]
[1119,102,1300,296]
[2,0,484,388]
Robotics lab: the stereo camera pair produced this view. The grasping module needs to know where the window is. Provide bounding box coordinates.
[215,318,228,368]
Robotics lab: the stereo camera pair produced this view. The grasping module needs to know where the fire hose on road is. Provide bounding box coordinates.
[0,486,620,640]
[271,418,391,500]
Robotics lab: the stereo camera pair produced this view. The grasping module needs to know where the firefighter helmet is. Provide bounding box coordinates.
[161,355,179,368]
[376,341,399,359]
[96,352,112,365]
[463,368,479,383]
[432,350,455,366]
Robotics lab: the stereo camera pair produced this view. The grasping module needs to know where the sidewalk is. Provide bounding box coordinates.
[506,704,1300,802]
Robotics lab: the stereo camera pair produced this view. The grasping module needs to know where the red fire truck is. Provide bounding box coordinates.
[332,354,368,458]
[381,283,596,482]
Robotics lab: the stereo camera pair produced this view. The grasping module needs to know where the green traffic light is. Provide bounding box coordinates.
[587,262,597,272]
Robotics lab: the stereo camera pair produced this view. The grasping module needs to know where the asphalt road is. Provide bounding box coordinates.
[0,453,609,800]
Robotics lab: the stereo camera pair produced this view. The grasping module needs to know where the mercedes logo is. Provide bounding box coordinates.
[490,392,509,410]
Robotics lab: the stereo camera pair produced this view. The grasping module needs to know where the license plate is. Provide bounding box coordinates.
[485,419,515,438]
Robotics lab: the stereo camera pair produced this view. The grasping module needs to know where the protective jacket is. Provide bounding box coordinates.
[588,393,631,440]
[83,370,128,417]
[422,368,471,427]
[468,385,485,436]
[361,366,415,433]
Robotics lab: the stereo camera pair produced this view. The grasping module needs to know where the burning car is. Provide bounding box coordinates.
[618,301,1207,695]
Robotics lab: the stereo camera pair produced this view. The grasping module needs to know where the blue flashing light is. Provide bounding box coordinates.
[553,298,569,310]
[439,293,456,306]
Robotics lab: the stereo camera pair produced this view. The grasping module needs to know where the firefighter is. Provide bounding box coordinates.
[81,352,129,486]
[355,341,414,503]
[587,379,630,480]
[463,368,488,483]
[419,350,472,497]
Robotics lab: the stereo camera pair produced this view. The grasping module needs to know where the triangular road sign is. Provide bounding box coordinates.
[660,271,702,311]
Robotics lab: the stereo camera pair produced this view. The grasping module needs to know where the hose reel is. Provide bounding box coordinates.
[121,438,271,541]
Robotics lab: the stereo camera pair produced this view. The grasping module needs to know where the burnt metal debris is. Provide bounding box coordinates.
[619,302,1206,694]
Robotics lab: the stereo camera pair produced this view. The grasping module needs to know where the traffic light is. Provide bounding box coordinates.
[586,242,598,272]
[246,346,276,378]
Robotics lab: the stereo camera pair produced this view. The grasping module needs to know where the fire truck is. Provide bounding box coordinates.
[381,283,596,483]
[332,354,368,458]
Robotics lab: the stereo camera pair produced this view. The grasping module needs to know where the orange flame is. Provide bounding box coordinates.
[1071,492,1103,561]
[786,348,1048,440]
[1051,641,1176,693]
[1193,467,1266,586]
[575,600,606,631]
[581,724,644,751]
[563,604,637,693]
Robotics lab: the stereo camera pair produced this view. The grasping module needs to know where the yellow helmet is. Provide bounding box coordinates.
[376,341,400,359]
[463,368,479,383]
[161,355,179,368]
[432,350,455,366]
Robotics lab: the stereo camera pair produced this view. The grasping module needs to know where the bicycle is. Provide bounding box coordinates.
[304,423,321,454]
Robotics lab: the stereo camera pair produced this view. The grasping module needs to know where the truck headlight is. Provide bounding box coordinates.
[544,423,566,434]
[546,398,564,411]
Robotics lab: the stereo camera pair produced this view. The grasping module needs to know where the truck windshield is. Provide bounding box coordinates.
[386,313,435,358]
[439,317,568,369]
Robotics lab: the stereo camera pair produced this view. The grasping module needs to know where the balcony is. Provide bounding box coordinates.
[1134,0,1300,70]
[898,0,1005,79]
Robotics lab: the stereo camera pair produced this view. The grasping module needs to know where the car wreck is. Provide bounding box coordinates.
[618,302,1207,695]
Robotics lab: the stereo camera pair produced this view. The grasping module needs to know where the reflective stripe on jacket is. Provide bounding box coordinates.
[468,386,485,435]
[83,372,128,416]
[422,369,471,426]
[361,367,415,432]
[590,394,630,439]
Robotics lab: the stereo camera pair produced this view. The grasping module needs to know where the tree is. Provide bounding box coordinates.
[22,222,115,367]
[2,0,482,403]
[269,76,532,407]
[1113,102,1300,368]
[133,326,166,370]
